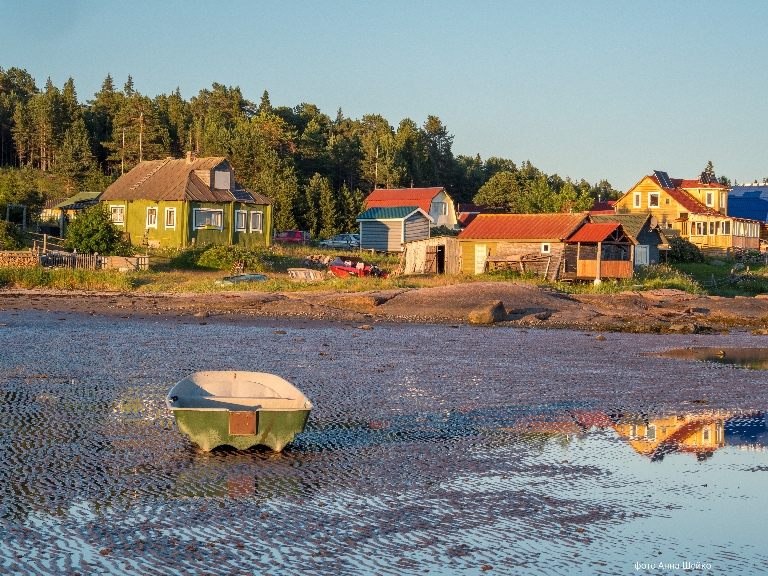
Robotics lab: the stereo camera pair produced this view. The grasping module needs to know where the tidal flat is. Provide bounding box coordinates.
[1,310,767,575]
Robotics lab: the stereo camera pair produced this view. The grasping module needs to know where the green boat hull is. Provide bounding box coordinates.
[173,409,311,452]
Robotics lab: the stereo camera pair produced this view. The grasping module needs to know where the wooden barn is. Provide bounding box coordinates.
[356,206,432,252]
[402,236,462,274]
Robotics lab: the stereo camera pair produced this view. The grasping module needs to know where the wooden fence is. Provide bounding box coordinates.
[40,251,100,270]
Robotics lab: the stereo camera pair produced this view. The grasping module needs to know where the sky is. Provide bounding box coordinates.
[2,0,767,192]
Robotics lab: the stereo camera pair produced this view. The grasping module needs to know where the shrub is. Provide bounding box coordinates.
[0,221,24,250]
[66,204,132,255]
[667,236,705,263]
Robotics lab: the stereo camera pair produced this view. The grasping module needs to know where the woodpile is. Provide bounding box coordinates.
[0,251,39,269]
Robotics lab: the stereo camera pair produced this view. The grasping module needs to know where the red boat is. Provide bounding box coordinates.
[328,256,387,279]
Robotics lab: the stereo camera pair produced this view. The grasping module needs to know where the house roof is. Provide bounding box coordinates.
[728,188,768,223]
[54,192,102,210]
[457,213,587,241]
[44,198,67,210]
[589,213,650,238]
[365,187,446,214]
[99,156,272,204]
[357,206,432,221]
[590,200,616,213]
[567,222,621,243]
[673,178,729,190]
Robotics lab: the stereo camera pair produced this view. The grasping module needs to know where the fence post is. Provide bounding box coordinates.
[43,234,47,253]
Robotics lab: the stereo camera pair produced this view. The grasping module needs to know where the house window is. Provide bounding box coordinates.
[723,221,731,235]
[214,170,231,190]
[541,243,550,254]
[193,208,223,230]
[706,191,714,207]
[665,198,670,204]
[235,210,247,232]
[648,193,660,208]
[720,191,727,209]
[646,425,656,440]
[165,208,176,229]
[629,425,638,439]
[146,207,158,228]
[250,211,263,233]
[432,202,447,216]
[633,193,641,208]
[110,205,125,225]
[702,427,710,442]
[709,222,715,235]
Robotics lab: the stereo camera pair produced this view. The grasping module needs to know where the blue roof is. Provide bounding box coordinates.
[729,185,768,223]
[357,206,422,220]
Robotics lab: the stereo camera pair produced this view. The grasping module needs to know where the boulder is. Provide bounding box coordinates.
[468,300,506,325]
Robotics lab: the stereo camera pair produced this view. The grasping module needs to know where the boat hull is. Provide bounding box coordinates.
[173,408,311,452]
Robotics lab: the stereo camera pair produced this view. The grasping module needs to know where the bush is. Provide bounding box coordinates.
[66,204,132,255]
[667,236,705,263]
[170,244,271,272]
[0,221,24,250]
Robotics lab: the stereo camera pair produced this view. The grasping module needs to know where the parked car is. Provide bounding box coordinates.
[318,233,360,249]
[275,230,311,244]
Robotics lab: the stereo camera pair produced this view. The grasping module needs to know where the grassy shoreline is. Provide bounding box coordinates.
[2,244,768,297]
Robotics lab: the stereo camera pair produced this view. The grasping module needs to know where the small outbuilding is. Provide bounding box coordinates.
[588,213,669,266]
[402,236,461,274]
[457,213,587,279]
[562,222,636,281]
[356,206,432,252]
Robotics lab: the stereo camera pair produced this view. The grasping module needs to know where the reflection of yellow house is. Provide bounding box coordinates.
[615,413,726,461]
[615,171,760,254]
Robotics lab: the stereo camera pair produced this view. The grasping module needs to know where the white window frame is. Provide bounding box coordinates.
[193,208,224,231]
[541,242,551,254]
[702,427,710,442]
[110,205,125,225]
[723,221,731,235]
[165,207,176,229]
[250,211,263,233]
[705,191,714,207]
[146,206,158,229]
[633,193,641,208]
[648,192,660,208]
[235,210,247,232]
[646,425,656,440]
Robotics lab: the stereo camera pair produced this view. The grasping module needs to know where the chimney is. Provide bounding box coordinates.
[186,151,196,164]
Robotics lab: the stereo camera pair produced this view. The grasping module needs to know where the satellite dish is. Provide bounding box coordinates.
[650,216,659,228]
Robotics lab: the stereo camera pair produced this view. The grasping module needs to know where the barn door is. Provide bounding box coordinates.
[474,244,487,274]
[425,246,438,273]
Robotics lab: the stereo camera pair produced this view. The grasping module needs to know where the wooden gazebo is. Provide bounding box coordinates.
[562,222,635,282]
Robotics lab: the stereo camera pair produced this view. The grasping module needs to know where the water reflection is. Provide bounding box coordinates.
[651,347,768,370]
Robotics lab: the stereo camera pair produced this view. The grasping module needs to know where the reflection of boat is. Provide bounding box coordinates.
[166,371,312,452]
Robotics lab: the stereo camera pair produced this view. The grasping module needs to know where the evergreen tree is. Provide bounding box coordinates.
[54,118,95,194]
[318,176,339,238]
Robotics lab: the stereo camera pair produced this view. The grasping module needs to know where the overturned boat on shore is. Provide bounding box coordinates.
[166,371,312,452]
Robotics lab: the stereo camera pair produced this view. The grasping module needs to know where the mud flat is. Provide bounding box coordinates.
[2,309,768,574]
[3,282,768,333]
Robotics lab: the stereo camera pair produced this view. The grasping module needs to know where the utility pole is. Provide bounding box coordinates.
[121,127,125,175]
[139,112,143,163]
[374,145,379,190]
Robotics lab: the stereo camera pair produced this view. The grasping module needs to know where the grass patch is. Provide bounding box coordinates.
[0,267,135,291]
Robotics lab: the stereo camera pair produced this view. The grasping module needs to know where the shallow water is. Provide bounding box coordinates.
[1,311,768,575]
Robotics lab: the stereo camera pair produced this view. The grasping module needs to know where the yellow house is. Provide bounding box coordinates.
[615,170,760,254]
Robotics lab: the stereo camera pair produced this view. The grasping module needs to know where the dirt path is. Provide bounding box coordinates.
[2,281,768,333]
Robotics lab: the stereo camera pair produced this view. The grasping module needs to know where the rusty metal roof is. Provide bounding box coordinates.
[366,187,445,214]
[567,222,621,243]
[457,213,587,241]
[99,157,271,204]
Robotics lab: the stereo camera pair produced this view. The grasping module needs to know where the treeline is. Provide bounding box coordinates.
[0,66,621,236]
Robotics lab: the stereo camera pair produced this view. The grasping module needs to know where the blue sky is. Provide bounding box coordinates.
[2,0,767,191]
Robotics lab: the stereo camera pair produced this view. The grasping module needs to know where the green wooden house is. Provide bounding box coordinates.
[99,154,273,248]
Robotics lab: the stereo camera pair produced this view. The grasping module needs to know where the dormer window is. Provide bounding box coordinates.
[705,191,714,207]
[648,193,660,208]
[214,170,231,190]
